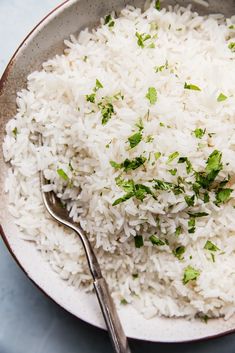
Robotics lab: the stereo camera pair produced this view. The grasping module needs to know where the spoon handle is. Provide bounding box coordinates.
[94,277,132,353]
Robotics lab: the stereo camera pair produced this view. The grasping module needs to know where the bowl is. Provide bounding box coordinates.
[1,0,235,342]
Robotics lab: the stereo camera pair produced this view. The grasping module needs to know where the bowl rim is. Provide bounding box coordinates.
[1,0,235,344]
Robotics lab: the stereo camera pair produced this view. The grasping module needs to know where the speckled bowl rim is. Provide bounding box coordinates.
[0,0,235,343]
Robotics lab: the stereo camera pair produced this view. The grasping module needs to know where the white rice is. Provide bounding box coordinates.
[3,2,235,320]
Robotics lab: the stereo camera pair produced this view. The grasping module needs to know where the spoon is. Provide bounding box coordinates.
[39,138,131,353]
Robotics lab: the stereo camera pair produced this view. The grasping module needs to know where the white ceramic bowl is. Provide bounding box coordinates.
[1,0,235,342]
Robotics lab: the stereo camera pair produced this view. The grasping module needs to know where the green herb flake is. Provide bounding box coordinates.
[154,151,161,160]
[153,179,175,191]
[184,82,201,91]
[122,156,147,171]
[86,93,96,103]
[203,192,210,203]
[146,87,157,105]
[168,151,179,163]
[132,273,139,279]
[183,266,200,285]
[169,168,177,176]
[110,161,122,169]
[155,0,161,10]
[184,195,195,207]
[188,212,209,218]
[159,122,165,127]
[83,55,88,62]
[115,177,135,193]
[173,246,185,260]
[202,315,209,324]
[194,128,206,139]
[178,157,193,174]
[134,235,144,248]
[175,225,182,237]
[206,150,222,175]
[100,102,114,125]
[204,240,220,252]
[188,218,196,234]
[104,14,115,27]
[95,79,103,91]
[112,192,134,206]
[149,234,165,246]
[12,127,18,137]
[136,118,144,132]
[57,169,69,181]
[120,298,128,305]
[135,32,151,48]
[146,135,154,143]
[217,93,228,102]
[215,188,233,205]
[228,42,235,52]
[128,132,142,148]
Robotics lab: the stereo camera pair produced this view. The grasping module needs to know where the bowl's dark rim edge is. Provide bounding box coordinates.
[0,0,235,344]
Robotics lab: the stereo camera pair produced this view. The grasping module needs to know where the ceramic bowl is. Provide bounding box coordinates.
[1,0,235,342]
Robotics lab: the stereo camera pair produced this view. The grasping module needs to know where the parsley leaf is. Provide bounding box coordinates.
[215,188,233,205]
[135,184,154,201]
[149,234,165,246]
[204,240,220,252]
[217,93,228,102]
[154,60,168,73]
[188,218,196,233]
[155,0,161,10]
[99,101,114,125]
[128,132,142,148]
[135,32,151,48]
[184,195,195,207]
[115,177,135,193]
[104,14,115,27]
[203,192,210,203]
[195,150,223,188]
[184,82,201,91]
[112,192,134,206]
[134,235,144,248]
[173,246,185,260]
[194,128,206,139]
[146,87,157,105]
[187,212,209,218]
[122,156,147,171]
[168,151,179,163]
[153,179,175,191]
[169,168,177,176]
[175,226,182,237]
[110,161,122,169]
[154,152,161,160]
[86,93,96,103]
[183,266,200,285]
[12,127,18,137]
[94,79,103,91]
[136,118,144,132]
[178,157,193,174]
[57,169,69,181]
[228,42,235,52]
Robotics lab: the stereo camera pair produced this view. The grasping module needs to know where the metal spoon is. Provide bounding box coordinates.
[39,139,131,353]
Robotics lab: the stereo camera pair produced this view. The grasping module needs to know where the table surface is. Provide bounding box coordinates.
[0,1,235,352]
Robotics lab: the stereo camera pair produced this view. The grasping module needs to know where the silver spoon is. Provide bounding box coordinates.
[39,138,131,353]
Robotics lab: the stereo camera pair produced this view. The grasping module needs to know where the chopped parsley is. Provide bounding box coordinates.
[175,225,182,237]
[169,168,177,176]
[134,235,144,248]
[229,25,235,29]
[86,93,96,103]
[204,240,220,252]
[193,128,206,139]
[168,151,179,163]
[203,192,210,203]
[99,101,114,125]
[215,188,233,205]
[153,179,175,191]
[154,151,161,160]
[135,32,151,48]
[136,118,144,131]
[57,168,69,181]
[173,246,185,260]
[112,192,134,206]
[146,87,157,105]
[132,273,139,279]
[187,212,209,218]
[12,127,18,137]
[217,93,228,102]
[120,298,128,305]
[178,157,193,174]
[149,234,165,246]
[184,82,201,91]
[154,60,168,73]
[146,135,154,143]
[184,195,195,207]
[195,150,223,188]
[188,218,196,233]
[128,132,142,148]
[110,156,147,172]
[228,42,235,52]
[104,14,115,27]
[155,0,161,10]
[183,266,200,285]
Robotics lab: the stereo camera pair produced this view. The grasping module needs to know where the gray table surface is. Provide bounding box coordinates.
[0,1,235,352]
